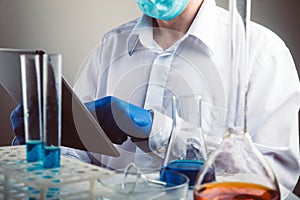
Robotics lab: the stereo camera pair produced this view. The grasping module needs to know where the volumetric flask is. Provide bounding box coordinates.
[161,95,210,187]
[42,54,62,169]
[193,0,280,199]
[20,54,43,162]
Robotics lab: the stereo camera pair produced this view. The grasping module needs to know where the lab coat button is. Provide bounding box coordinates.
[211,110,220,119]
[157,146,165,154]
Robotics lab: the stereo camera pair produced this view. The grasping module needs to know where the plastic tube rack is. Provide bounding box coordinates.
[0,145,113,200]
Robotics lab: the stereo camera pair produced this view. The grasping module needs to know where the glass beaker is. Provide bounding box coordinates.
[193,0,280,199]
[160,95,210,187]
[20,54,43,162]
[42,54,62,169]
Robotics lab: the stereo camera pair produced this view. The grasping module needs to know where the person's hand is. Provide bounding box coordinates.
[84,96,153,145]
[10,104,25,145]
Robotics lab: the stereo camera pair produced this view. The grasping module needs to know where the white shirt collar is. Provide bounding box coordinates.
[188,0,217,56]
[127,15,154,55]
[127,0,217,56]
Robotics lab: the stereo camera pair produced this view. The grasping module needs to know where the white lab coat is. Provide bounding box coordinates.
[71,0,300,197]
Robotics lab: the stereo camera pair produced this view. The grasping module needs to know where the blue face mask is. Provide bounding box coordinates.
[135,0,189,21]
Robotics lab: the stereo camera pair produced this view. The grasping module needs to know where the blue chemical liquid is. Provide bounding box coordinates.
[160,160,204,187]
[43,146,60,169]
[26,140,43,162]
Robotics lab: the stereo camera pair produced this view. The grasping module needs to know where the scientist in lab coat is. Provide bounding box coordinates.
[11,0,300,197]
[73,0,300,196]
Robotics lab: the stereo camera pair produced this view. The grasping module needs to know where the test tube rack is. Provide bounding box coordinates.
[0,145,114,200]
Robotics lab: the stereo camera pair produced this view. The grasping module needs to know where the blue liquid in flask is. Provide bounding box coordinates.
[160,160,204,187]
[43,146,60,169]
[26,140,43,162]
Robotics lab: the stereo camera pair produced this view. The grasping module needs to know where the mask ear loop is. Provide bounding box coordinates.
[121,162,141,194]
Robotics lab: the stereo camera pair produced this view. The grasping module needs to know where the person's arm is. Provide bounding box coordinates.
[73,45,102,103]
[10,104,25,145]
[147,109,173,156]
[248,26,300,197]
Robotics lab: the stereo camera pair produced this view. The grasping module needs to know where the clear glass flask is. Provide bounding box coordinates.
[193,0,280,199]
[160,95,211,187]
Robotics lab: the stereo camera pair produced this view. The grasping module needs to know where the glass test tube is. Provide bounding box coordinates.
[42,54,62,169]
[20,54,43,163]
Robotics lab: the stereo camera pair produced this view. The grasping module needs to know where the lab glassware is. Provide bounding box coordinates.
[42,54,62,169]
[193,0,280,199]
[98,163,189,200]
[20,54,43,163]
[160,95,211,187]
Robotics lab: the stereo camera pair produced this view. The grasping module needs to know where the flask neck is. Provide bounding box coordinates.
[224,126,246,139]
[226,0,251,132]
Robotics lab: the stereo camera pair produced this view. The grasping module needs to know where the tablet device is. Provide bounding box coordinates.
[0,48,119,157]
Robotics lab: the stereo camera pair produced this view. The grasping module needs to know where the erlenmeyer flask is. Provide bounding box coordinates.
[160,95,211,187]
[193,0,280,199]
[194,127,280,199]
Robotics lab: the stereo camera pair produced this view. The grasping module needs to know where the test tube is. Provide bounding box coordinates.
[20,54,43,162]
[42,54,62,169]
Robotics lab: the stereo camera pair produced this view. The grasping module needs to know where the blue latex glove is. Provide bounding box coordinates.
[85,96,153,145]
[10,101,46,145]
[10,104,25,145]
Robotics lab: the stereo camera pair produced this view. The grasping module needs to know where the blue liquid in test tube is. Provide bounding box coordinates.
[43,146,61,169]
[26,140,43,162]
